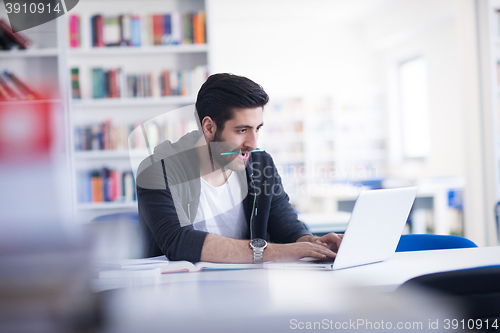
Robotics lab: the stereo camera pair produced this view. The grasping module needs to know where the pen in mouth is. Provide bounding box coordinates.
[220,149,264,156]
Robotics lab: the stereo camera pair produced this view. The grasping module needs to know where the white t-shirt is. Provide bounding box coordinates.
[192,171,248,239]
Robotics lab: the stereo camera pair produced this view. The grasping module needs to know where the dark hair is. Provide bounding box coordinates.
[195,73,269,132]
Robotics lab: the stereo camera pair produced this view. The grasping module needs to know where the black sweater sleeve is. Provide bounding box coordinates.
[137,159,207,263]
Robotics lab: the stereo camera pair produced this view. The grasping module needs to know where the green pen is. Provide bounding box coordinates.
[220,149,264,156]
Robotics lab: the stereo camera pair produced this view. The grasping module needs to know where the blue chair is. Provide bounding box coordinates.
[91,212,139,225]
[396,234,477,252]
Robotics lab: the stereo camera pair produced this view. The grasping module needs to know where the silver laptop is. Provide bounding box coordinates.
[264,187,418,270]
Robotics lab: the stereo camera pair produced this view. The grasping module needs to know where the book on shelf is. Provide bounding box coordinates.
[69,14,81,48]
[103,17,120,46]
[193,10,206,45]
[91,68,104,98]
[130,15,141,46]
[163,14,172,44]
[171,12,182,46]
[74,118,195,153]
[0,19,33,50]
[119,14,132,46]
[79,167,135,204]
[71,68,81,99]
[88,65,207,100]
[152,14,164,45]
[183,13,193,44]
[99,255,261,274]
[89,11,206,48]
[91,15,105,47]
[74,121,135,151]
[0,70,40,101]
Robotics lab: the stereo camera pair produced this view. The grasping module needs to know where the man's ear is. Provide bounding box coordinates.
[201,116,217,140]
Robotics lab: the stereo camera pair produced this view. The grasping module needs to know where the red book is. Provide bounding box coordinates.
[163,70,171,96]
[95,15,105,47]
[0,79,11,101]
[0,76,19,101]
[152,15,164,45]
[109,170,118,201]
[110,70,119,98]
[0,19,32,49]
[4,70,40,100]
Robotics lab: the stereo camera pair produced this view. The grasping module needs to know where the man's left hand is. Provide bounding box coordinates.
[298,233,344,253]
[314,233,343,253]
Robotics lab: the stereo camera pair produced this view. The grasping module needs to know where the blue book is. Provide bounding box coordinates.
[81,171,92,203]
[130,16,141,47]
[163,14,172,44]
[102,167,111,202]
[92,68,105,99]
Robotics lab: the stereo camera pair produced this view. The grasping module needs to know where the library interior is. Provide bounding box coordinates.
[1,0,500,332]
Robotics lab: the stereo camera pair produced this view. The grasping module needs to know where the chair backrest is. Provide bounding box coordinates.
[397,266,500,320]
[396,234,477,252]
[88,212,142,259]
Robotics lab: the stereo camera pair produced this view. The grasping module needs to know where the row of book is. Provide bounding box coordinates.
[79,65,207,99]
[0,70,40,101]
[75,118,196,152]
[0,19,32,50]
[77,168,136,203]
[74,121,136,151]
[70,11,206,48]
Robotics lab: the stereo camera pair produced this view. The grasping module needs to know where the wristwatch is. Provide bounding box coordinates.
[250,238,267,263]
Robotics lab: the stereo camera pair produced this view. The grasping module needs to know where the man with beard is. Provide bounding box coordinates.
[136,73,343,264]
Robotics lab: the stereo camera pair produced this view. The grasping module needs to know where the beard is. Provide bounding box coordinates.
[208,130,248,172]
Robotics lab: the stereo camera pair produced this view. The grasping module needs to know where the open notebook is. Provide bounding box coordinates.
[98,256,261,277]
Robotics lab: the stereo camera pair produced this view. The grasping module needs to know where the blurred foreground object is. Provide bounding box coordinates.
[0,99,102,332]
[101,269,462,333]
[398,266,500,321]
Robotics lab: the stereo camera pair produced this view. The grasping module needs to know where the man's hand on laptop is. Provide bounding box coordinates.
[263,241,336,262]
[297,233,343,253]
[316,233,343,253]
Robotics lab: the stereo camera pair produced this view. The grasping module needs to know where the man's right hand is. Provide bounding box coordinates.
[263,242,336,262]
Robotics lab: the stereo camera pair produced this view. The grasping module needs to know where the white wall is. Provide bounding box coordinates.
[206,0,380,98]
[207,0,464,182]
[204,0,500,242]
[363,1,464,181]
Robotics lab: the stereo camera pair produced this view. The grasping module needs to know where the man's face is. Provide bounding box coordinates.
[209,107,264,172]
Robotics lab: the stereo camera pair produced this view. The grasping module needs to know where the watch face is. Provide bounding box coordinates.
[251,238,267,248]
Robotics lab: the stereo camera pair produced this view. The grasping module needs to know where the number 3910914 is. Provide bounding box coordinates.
[5,2,62,14]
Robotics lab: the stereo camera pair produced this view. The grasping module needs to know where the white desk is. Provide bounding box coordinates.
[95,246,500,293]
[95,247,500,333]
[332,246,500,291]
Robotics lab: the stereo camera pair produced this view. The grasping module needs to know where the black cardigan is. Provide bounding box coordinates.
[136,131,310,262]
